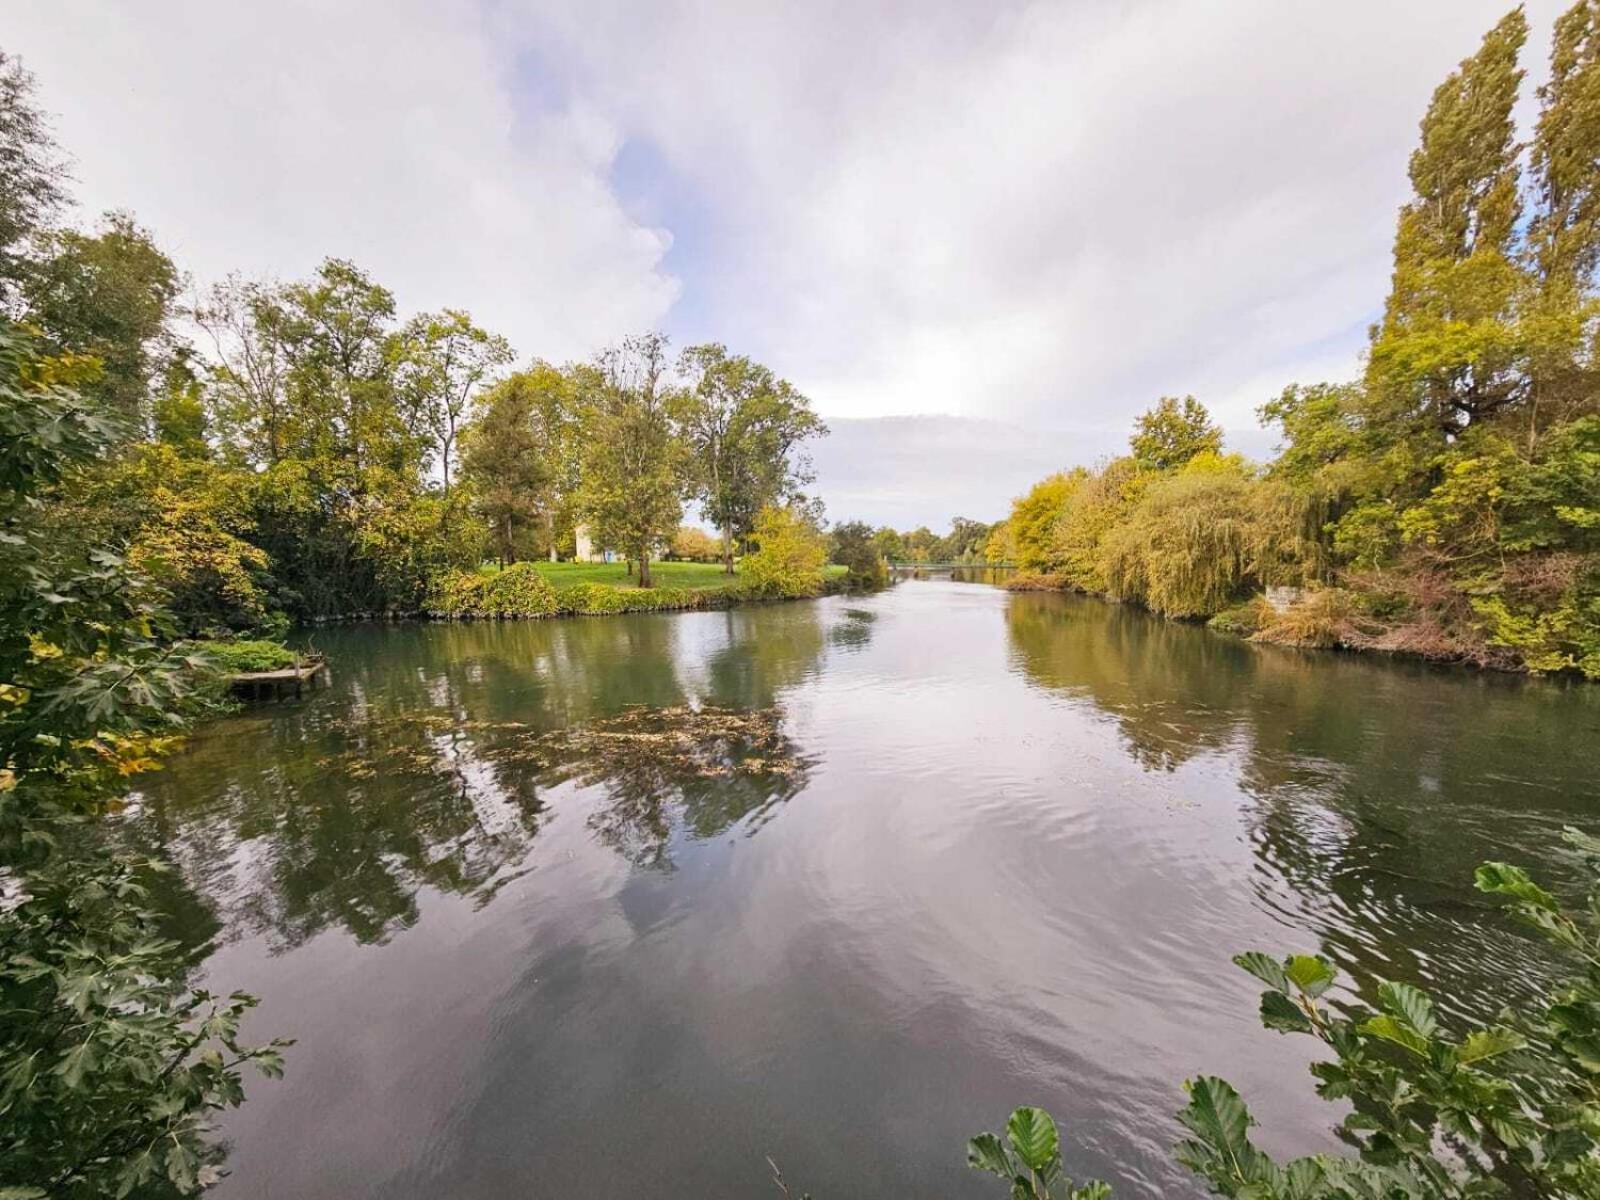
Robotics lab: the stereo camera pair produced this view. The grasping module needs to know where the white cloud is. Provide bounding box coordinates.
[7,0,679,363]
[502,0,1565,439]
[6,0,1572,524]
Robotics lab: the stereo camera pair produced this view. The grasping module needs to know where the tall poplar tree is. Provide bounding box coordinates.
[1366,8,1529,439]
[1526,0,1600,444]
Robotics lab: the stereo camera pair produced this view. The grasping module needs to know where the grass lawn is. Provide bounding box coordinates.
[524,560,738,591]
[480,560,848,593]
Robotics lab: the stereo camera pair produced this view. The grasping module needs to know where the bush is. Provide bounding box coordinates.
[741,506,827,597]
[480,562,559,616]
[1207,596,1274,636]
[558,582,707,615]
[201,639,298,673]
[1003,571,1068,592]
[426,564,557,618]
[1253,587,1360,649]
[427,569,490,616]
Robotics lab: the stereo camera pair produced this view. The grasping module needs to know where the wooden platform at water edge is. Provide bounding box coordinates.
[228,659,328,701]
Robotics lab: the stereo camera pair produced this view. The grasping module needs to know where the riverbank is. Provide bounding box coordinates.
[1003,571,1592,679]
[292,561,853,623]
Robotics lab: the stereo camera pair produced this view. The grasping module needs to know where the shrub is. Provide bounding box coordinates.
[559,582,707,615]
[428,564,558,617]
[427,568,490,617]
[480,562,558,617]
[1003,571,1068,592]
[1207,596,1274,636]
[560,582,632,614]
[202,639,298,673]
[741,506,827,597]
[1253,587,1360,649]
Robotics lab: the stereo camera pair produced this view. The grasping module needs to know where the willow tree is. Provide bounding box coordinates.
[1366,8,1529,441]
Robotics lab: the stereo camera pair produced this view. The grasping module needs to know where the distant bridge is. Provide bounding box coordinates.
[888,561,1016,569]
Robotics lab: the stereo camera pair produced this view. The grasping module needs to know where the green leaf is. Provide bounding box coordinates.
[1179,1077,1256,1178]
[54,1038,99,1089]
[1377,981,1437,1038]
[1234,952,1289,992]
[1474,863,1556,910]
[1457,1027,1525,1064]
[1259,990,1314,1034]
[967,1132,1014,1179]
[1006,1107,1060,1175]
[1284,955,1337,999]
[1360,1014,1430,1057]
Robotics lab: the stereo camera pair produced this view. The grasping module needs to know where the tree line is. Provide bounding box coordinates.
[986,6,1600,678]
[0,49,828,632]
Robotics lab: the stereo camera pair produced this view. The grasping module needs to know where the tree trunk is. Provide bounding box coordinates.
[639,549,652,589]
[721,525,735,575]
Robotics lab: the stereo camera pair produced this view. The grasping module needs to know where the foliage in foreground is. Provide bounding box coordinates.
[971,829,1600,1198]
[1,323,287,1198]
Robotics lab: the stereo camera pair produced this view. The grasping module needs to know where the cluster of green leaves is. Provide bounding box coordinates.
[1,323,287,1198]
[827,520,889,589]
[974,829,1600,1198]
[968,1107,1111,1200]
[739,505,830,598]
[427,564,559,618]
[198,639,298,674]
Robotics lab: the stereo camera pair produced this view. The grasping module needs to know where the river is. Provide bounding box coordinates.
[121,576,1600,1198]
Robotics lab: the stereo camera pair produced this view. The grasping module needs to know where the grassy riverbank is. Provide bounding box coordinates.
[421,558,851,620]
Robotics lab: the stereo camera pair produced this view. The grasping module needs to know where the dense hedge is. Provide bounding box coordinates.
[425,567,835,619]
[428,563,558,617]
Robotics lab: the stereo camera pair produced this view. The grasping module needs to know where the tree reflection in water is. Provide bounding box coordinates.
[1005,589,1600,1025]
[121,603,840,951]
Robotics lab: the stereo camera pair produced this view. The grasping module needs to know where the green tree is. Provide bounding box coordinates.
[872,526,907,563]
[677,342,826,573]
[0,51,67,300]
[577,333,687,588]
[1366,8,1529,440]
[394,308,513,495]
[1008,472,1084,571]
[460,363,581,564]
[1129,396,1224,471]
[22,212,180,427]
[829,519,887,587]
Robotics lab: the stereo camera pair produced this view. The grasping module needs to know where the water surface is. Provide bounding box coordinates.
[123,579,1600,1198]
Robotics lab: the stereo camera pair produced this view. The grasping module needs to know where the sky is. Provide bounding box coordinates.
[8,0,1570,528]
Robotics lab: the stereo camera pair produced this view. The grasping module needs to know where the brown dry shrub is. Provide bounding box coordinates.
[1004,571,1069,592]
[1253,588,1364,649]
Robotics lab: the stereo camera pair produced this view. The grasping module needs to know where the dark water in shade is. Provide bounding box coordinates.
[119,578,1600,1199]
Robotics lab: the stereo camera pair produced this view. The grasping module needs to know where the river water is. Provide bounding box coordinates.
[122,577,1599,1198]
